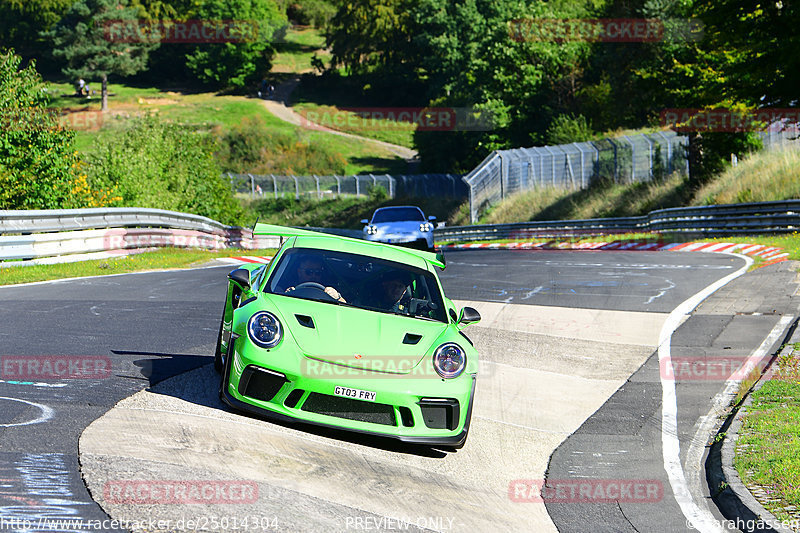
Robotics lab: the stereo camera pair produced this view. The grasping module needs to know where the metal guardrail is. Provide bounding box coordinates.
[2,200,799,265]
[0,207,228,235]
[0,208,280,264]
[434,200,800,242]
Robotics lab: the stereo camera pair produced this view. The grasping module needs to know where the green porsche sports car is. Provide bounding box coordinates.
[214,224,481,448]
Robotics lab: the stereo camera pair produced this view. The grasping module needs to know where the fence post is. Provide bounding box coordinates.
[386,174,394,197]
[293,176,299,199]
[563,149,575,189]
[498,152,507,200]
[542,146,556,186]
[623,135,637,182]
[248,173,255,199]
[313,175,320,198]
[537,150,543,187]
[355,175,360,196]
[335,175,341,197]
[573,143,586,189]
[645,135,654,179]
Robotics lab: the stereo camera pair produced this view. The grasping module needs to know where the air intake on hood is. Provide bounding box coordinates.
[402,333,422,345]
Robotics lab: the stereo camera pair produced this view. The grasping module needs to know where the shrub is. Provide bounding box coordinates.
[0,49,112,209]
[87,115,246,225]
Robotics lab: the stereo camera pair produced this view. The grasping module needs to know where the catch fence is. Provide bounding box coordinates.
[228,173,467,201]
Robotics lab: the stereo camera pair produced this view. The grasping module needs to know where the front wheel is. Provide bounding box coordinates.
[213,305,226,374]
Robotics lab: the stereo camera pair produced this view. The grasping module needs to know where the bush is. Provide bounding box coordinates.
[215,115,347,175]
[87,115,246,225]
[0,49,111,209]
[546,114,596,145]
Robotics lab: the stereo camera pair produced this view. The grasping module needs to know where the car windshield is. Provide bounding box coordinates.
[371,207,425,223]
[265,247,447,322]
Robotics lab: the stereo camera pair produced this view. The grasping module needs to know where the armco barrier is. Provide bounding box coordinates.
[0,208,280,266]
[434,200,800,243]
[3,200,800,266]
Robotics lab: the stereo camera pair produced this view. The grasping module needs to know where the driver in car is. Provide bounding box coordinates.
[376,270,412,314]
[285,256,346,303]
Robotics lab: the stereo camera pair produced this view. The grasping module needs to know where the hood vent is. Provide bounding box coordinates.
[402,333,422,345]
[295,314,315,329]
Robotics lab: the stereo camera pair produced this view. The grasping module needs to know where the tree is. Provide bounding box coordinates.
[184,0,287,90]
[0,0,72,65]
[0,50,111,209]
[46,0,158,111]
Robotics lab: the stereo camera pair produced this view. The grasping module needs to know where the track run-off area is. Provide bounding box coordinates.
[0,248,798,532]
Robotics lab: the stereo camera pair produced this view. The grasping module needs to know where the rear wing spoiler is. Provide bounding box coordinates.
[253,223,446,269]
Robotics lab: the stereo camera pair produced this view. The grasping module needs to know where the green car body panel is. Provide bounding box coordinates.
[215,225,480,447]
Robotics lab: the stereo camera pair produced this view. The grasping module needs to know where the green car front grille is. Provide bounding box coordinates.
[300,392,397,426]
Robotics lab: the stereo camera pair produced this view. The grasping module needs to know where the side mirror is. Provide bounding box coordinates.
[360,219,369,225]
[458,307,481,327]
[428,215,437,221]
[227,268,251,289]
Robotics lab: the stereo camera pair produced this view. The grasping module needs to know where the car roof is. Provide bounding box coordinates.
[373,205,424,213]
[253,223,445,268]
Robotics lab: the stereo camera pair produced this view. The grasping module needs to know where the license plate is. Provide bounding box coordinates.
[334,386,376,402]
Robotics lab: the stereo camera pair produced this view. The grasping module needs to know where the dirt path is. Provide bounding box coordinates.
[260,75,418,161]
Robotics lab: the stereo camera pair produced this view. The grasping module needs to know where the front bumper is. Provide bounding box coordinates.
[365,234,434,250]
[220,338,475,447]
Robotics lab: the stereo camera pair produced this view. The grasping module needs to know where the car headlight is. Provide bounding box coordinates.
[432,343,466,379]
[419,223,432,232]
[248,311,282,349]
[364,225,379,235]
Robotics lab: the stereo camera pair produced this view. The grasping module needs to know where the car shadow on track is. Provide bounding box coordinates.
[119,352,450,458]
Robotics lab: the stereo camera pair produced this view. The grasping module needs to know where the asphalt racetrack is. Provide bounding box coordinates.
[1,249,797,532]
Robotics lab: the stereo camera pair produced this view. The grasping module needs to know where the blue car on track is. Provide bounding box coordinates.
[361,206,437,251]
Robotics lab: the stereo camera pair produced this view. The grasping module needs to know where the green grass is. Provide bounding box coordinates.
[292,102,416,148]
[271,26,330,73]
[472,172,691,226]
[45,79,405,175]
[694,148,800,205]
[734,348,800,522]
[0,247,276,286]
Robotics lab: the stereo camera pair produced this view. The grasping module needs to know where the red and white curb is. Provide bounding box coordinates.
[439,241,789,266]
[217,256,273,265]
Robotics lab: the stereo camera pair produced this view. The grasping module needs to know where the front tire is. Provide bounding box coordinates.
[213,305,226,374]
